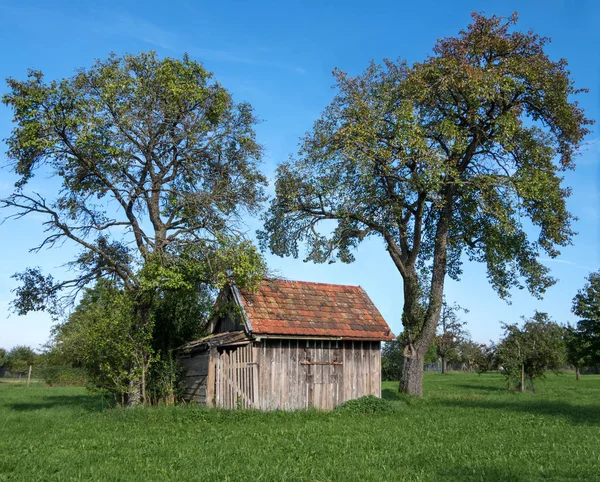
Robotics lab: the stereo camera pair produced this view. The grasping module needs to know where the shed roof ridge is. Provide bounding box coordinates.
[255,277,363,289]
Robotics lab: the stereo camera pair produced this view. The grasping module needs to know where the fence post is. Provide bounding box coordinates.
[27,365,32,387]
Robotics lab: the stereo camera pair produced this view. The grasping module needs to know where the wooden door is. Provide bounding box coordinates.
[301,340,344,410]
[214,344,258,409]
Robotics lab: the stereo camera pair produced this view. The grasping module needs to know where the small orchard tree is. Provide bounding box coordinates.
[259,13,591,395]
[456,339,482,371]
[572,271,600,365]
[470,342,498,374]
[2,52,267,405]
[5,345,38,373]
[497,312,567,391]
[564,324,589,380]
[435,301,468,373]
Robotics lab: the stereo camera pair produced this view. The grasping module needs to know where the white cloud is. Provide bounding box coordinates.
[539,257,593,271]
[89,10,306,74]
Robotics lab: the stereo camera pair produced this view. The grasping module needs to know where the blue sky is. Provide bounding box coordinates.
[0,0,598,350]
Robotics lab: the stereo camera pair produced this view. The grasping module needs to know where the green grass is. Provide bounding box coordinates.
[1,373,599,481]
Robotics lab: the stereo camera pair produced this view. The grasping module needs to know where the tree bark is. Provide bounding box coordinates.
[441,356,447,374]
[399,347,426,396]
[520,363,525,392]
[576,366,581,381]
[127,376,143,407]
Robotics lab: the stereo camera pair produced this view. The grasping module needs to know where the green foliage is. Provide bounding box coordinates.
[146,352,182,406]
[3,345,38,372]
[52,280,148,402]
[37,366,86,386]
[2,373,600,481]
[468,343,498,374]
[497,312,567,391]
[381,339,404,381]
[564,324,591,373]
[572,271,600,365]
[423,343,439,364]
[335,395,399,414]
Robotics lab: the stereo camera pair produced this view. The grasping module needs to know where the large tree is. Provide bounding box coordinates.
[2,52,267,404]
[259,13,591,394]
[572,271,600,366]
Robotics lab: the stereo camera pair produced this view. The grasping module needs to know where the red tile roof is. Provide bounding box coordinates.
[237,279,394,341]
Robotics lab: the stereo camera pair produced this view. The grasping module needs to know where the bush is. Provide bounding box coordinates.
[335,395,399,414]
[39,366,86,386]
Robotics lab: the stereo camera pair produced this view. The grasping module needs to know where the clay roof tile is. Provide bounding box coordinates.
[237,279,393,341]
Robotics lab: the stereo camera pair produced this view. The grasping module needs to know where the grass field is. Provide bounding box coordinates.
[1,372,599,481]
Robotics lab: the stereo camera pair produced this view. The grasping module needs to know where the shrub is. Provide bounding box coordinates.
[39,366,86,386]
[335,395,399,414]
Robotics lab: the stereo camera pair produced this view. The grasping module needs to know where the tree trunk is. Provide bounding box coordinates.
[576,366,581,381]
[520,363,525,392]
[399,346,426,396]
[127,376,143,407]
[397,189,453,396]
[441,356,447,374]
[126,301,153,407]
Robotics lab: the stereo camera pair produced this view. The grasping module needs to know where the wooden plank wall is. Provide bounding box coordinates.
[180,352,209,404]
[256,339,381,411]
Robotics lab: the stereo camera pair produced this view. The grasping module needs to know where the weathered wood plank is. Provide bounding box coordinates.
[251,344,257,408]
[279,340,286,410]
[206,348,216,407]
[361,340,367,397]
[323,340,331,410]
[372,342,379,397]
[299,341,307,409]
[216,353,221,407]
[289,339,298,409]
[306,340,314,408]
[332,341,340,407]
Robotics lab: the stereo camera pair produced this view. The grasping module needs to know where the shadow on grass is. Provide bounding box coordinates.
[440,398,600,426]
[453,384,505,393]
[382,387,403,401]
[9,395,108,413]
[438,464,531,482]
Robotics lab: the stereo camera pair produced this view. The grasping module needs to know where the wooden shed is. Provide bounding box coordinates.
[177,279,394,410]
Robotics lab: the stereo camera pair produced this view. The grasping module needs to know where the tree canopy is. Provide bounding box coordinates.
[2,52,268,404]
[259,13,592,394]
[497,312,567,391]
[572,271,600,365]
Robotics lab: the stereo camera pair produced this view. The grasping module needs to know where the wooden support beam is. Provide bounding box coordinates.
[300,361,343,366]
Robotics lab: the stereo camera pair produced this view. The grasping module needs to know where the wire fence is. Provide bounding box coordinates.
[0,366,86,385]
[0,367,30,379]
